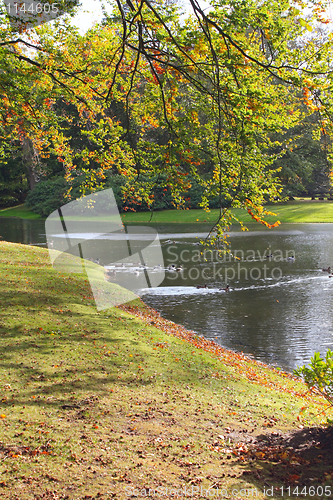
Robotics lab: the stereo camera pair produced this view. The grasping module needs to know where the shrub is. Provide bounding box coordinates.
[105,173,174,212]
[25,177,66,217]
[294,350,333,408]
[25,172,230,216]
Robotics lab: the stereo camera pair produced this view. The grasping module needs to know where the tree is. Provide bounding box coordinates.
[0,148,29,207]
[97,0,333,236]
[1,0,333,238]
[270,110,332,198]
[0,2,92,194]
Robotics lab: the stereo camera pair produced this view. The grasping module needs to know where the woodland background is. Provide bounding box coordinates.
[1,0,333,226]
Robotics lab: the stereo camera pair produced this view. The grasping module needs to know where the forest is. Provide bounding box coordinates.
[0,0,333,228]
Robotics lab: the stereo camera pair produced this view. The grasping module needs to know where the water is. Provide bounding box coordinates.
[0,217,46,246]
[1,217,333,372]
[141,223,333,372]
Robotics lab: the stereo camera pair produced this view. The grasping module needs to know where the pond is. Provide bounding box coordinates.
[0,217,46,246]
[1,216,333,372]
[141,223,333,372]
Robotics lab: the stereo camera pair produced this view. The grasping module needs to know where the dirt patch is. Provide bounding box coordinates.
[231,426,333,489]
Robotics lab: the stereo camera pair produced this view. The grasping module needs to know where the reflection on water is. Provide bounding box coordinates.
[1,217,333,372]
[141,223,333,372]
[0,217,46,246]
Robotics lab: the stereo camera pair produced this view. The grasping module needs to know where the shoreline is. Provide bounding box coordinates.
[2,200,333,224]
[118,301,307,393]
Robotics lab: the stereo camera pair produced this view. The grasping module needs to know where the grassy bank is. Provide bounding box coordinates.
[0,205,41,220]
[0,242,332,499]
[3,200,333,224]
[121,200,333,224]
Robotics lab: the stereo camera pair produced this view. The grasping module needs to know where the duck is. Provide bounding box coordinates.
[287,256,295,261]
[219,284,230,292]
[168,264,177,271]
[106,268,116,276]
[322,267,331,273]
[106,269,116,279]
[196,284,208,289]
[176,265,183,272]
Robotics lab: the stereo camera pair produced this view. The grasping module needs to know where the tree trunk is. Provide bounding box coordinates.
[22,134,38,190]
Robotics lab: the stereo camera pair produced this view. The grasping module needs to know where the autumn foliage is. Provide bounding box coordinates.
[1,0,333,233]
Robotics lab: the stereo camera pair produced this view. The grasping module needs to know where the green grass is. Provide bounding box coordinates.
[0,204,42,219]
[122,200,333,224]
[3,199,333,224]
[0,242,332,499]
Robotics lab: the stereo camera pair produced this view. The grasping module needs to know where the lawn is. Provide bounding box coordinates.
[3,200,333,224]
[0,242,332,499]
[0,204,42,220]
[122,200,333,224]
